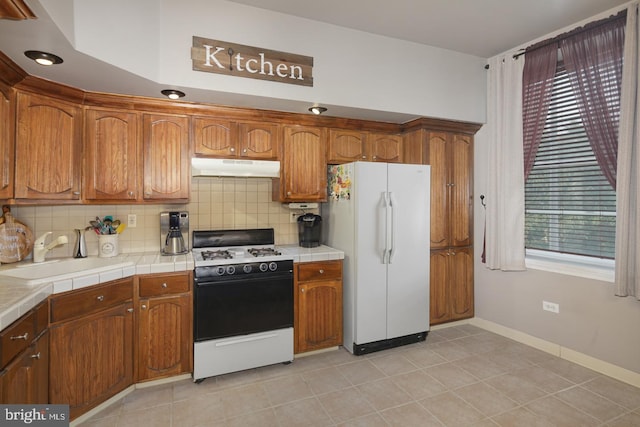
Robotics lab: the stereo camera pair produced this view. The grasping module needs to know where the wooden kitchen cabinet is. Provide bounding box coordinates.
[427,131,473,249]
[194,117,280,159]
[430,247,474,325]
[137,272,192,382]
[49,278,134,420]
[294,260,343,353]
[84,108,140,201]
[0,88,14,199]
[142,113,190,200]
[0,301,48,404]
[327,130,402,164]
[274,125,327,202]
[14,92,83,200]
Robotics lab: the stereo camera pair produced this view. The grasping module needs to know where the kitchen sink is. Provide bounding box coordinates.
[0,256,134,285]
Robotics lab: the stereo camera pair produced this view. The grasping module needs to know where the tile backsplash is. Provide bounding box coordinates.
[8,177,318,260]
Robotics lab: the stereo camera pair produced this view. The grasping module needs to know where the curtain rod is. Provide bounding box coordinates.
[512,9,627,60]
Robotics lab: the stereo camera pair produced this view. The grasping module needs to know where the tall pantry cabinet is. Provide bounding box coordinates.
[403,120,481,325]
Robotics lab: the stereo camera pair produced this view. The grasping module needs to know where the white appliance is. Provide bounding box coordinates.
[323,162,430,355]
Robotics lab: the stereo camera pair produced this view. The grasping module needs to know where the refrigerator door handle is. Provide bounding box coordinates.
[388,191,396,263]
[381,191,389,264]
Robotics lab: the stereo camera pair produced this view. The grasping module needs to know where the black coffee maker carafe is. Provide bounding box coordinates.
[160,211,189,255]
[297,213,322,248]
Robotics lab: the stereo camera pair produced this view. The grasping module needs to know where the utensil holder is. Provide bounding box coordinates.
[98,234,119,258]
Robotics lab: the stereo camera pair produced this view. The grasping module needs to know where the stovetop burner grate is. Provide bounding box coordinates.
[201,250,232,260]
[248,248,282,257]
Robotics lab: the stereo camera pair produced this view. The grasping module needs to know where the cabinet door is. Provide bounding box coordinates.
[297,280,343,353]
[449,134,473,247]
[137,294,192,382]
[279,126,327,202]
[0,89,14,199]
[327,129,366,163]
[49,302,133,420]
[368,133,402,163]
[238,122,280,159]
[15,92,82,200]
[193,117,236,157]
[426,132,449,249]
[143,114,190,200]
[429,250,451,325]
[449,247,474,320]
[84,109,140,201]
[0,331,49,404]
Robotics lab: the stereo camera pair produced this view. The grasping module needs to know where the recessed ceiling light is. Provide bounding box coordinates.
[24,50,63,66]
[309,106,327,115]
[161,89,186,100]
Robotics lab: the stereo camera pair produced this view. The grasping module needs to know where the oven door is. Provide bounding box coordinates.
[194,271,293,341]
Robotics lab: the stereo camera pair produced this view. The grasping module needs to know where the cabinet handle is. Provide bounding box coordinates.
[73,191,81,195]
[30,352,41,359]
[301,288,305,293]
[96,295,104,302]
[362,155,367,159]
[127,308,134,313]
[243,148,247,153]
[128,191,134,197]
[372,156,377,160]
[141,304,147,309]
[10,332,28,341]
[161,282,168,288]
[230,147,235,152]
[319,269,324,274]
[287,191,292,196]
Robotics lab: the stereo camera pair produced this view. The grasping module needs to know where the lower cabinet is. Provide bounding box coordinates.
[137,272,192,382]
[49,278,134,420]
[294,260,343,354]
[430,247,474,325]
[0,301,49,404]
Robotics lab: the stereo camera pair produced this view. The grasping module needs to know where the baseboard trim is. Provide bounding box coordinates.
[469,317,640,389]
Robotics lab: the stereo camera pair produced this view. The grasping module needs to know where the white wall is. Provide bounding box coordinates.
[473,1,640,376]
[67,0,487,123]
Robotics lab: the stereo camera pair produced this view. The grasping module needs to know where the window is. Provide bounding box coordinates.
[524,60,617,259]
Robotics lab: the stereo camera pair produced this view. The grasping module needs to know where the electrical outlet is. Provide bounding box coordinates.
[127,214,137,228]
[290,213,301,223]
[542,301,560,313]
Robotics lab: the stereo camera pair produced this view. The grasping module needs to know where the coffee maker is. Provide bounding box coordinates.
[160,212,189,255]
[297,213,322,248]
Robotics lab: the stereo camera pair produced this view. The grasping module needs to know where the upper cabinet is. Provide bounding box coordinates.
[327,130,402,164]
[194,117,280,159]
[275,125,327,202]
[142,114,190,201]
[427,132,473,248]
[14,92,82,201]
[84,108,140,202]
[0,88,13,199]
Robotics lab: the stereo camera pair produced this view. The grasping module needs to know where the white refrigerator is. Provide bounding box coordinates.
[323,162,430,355]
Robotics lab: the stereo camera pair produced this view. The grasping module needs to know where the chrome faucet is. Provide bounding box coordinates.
[33,232,69,263]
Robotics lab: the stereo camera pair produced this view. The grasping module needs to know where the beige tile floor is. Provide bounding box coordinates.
[79,325,640,426]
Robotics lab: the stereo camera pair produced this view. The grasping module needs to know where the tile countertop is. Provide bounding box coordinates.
[0,245,344,332]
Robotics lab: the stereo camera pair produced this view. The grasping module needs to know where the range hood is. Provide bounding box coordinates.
[191,158,280,178]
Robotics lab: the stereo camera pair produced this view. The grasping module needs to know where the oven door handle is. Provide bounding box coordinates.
[215,332,280,347]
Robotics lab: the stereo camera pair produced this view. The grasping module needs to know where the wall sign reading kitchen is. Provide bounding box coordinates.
[191,36,314,86]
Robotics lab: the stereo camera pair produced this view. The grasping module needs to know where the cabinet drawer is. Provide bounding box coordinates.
[139,273,190,297]
[0,311,35,369]
[297,261,342,282]
[50,278,133,323]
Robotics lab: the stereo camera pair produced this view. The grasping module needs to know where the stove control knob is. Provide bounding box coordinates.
[259,263,269,272]
[243,264,252,274]
[215,266,225,276]
[226,265,236,275]
[269,262,278,271]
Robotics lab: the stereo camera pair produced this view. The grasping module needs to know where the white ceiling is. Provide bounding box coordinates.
[0,0,631,122]
[227,0,631,57]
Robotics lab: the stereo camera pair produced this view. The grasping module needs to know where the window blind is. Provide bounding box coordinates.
[525,61,617,259]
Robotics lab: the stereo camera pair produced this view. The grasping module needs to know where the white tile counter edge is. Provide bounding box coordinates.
[0,252,194,331]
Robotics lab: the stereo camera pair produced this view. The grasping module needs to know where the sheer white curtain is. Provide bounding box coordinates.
[485,54,527,271]
[615,2,640,299]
